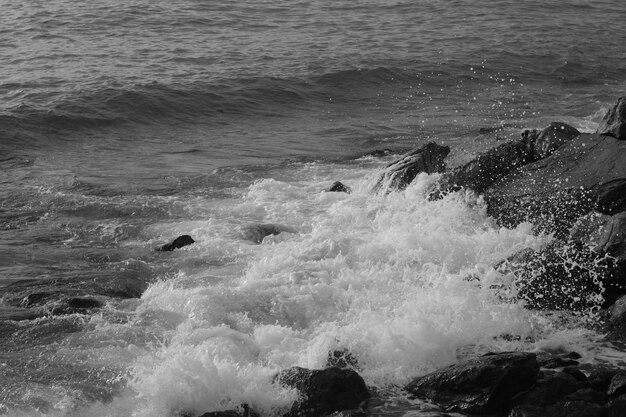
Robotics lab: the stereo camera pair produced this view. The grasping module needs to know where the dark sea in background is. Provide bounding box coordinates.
[1,0,626,416]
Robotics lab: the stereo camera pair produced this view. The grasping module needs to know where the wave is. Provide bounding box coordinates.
[1,59,623,143]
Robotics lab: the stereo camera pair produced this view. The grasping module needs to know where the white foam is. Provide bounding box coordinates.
[84,162,612,416]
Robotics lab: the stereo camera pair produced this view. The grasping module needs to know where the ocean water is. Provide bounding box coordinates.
[1,0,626,416]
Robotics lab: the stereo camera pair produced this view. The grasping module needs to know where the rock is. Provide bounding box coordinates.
[438,139,534,195]
[562,367,588,382]
[194,404,258,417]
[608,394,626,417]
[597,96,626,140]
[274,366,370,417]
[569,212,611,247]
[607,372,626,397]
[504,242,610,312]
[435,122,578,198]
[596,212,626,261]
[538,356,580,369]
[327,181,351,193]
[372,142,450,192]
[484,133,626,237]
[526,122,580,160]
[241,224,297,244]
[586,366,618,392]
[596,179,626,215]
[508,405,547,417]
[157,235,195,251]
[563,388,607,405]
[513,371,577,408]
[545,400,606,417]
[404,352,539,414]
[607,295,626,341]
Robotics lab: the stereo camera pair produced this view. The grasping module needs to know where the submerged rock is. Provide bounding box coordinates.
[241,223,297,244]
[372,142,450,192]
[327,181,351,193]
[274,366,369,417]
[157,235,195,251]
[597,96,626,140]
[404,352,539,415]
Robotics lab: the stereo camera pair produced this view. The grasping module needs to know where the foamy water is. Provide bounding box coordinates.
[13,162,606,417]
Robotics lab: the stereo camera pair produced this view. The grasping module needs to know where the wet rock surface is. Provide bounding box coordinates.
[372,142,450,192]
[597,96,626,140]
[274,366,370,417]
[404,352,539,414]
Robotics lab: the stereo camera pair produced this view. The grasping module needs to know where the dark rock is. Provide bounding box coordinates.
[435,122,578,199]
[504,242,610,311]
[563,388,607,404]
[438,139,534,195]
[607,372,626,397]
[569,213,611,247]
[527,122,580,160]
[373,142,450,192]
[545,400,606,417]
[274,366,369,417]
[540,357,580,369]
[597,96,626,140]
[327,181,351,193]
[508,405,547,417]
[484,133,626,237]
[608,394,626,417]
[327,349,359,370]
[514,371,577,408]
[596,179,626,215]
[404,352,539,414]
[241,224,297,244]
[607,295,626,341]
[586,367,618,392]
[157,235,195,252]
[596,212,626,262]
[563,367,588,382]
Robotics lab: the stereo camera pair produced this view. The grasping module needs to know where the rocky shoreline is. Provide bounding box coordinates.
[192,96,626,417]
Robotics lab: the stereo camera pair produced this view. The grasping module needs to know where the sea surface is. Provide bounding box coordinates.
[1,0,626,416]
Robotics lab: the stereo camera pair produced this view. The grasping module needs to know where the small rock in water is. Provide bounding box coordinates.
[404,352,539,415]
[157,235,195,251]
[597,96,626,140]
[327,181,351,193]
[241,223,297,244]
[274,366,370,417]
